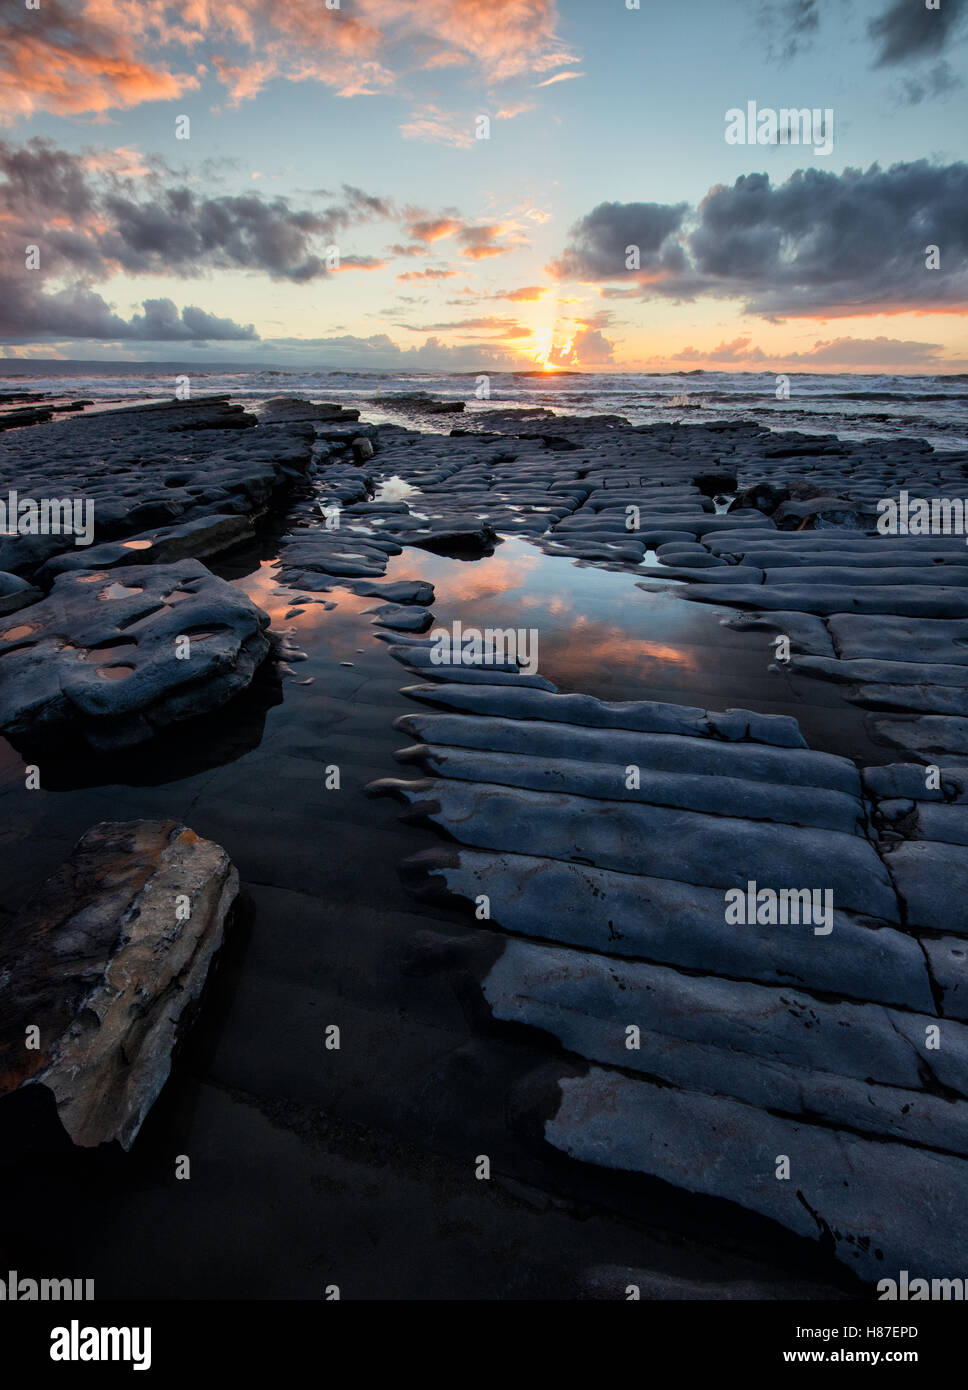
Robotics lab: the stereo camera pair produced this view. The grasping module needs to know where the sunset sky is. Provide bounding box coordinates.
[2,0,966,372]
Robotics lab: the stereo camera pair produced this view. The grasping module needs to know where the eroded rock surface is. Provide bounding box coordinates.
[0,559,271,750]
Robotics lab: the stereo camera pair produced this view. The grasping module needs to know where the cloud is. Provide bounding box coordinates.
[672,336,769,363]
[669,334,949,370]
[493,101,536,119]
[398,316,530,339]
[503,286,549,301]
[458,223,516,258]
[756,0,822,63]
[895,59,961,105]
[396,269,458,281]
[0,0,576,120]
[257,331,529,370]
[546,324,615,367]
[0,2,197,123]
[0,143,393,286]
[399,106,475,149]
[548,200,689,281]
[787,334,946,365]
[868,0,967,67]
[0,283,256,343]
[403,212,464,243]
[131,300,257,341]
[399,211,518,258]
[331,256,389,272]
[0,137,391,342]
[363,0,578,84]
[552,162,968,317]
[534,71,584,87]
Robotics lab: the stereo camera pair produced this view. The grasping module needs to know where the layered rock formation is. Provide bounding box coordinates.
[0,820,239,1150]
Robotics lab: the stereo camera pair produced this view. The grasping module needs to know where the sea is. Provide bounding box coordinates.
[1,366,967,451]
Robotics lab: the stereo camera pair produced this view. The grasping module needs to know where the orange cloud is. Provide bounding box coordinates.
[397,269,458,282]
[361,0,576,83]
[0,23,196,122]
[2,0,574,120]
[503,285,549,301]
[533,70,584,87]
[405,214,464,243]
[399,107,475,149]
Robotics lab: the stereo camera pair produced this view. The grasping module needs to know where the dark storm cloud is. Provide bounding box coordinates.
[0,282,256,344]
[0,138,94,216]
[551,161,968,317]
[547,201,689,281]
[868,0,967,67]
[689,161,968,314]
[98,190,351,281]
[0,139,392,342]
[132,301,258,341]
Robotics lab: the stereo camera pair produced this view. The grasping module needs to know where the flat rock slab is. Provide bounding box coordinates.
[0,571,41,616]
[828,615,968,665]
[0,400,314,579]
[0,820,238,1149]
[0,559,270,751]
[39,514,255,580]
[368,603,434,633]
[882,840,968,934]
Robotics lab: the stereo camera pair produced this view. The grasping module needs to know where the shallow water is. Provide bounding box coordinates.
[232,532,888,763]
[0,501,888,1300]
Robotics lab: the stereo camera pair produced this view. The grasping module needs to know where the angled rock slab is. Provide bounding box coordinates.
[484,939,968,1153]
[391,712,857,793]
[371,777,899,919]
[394,743,866,835]
[399,846,932,1010]
[543,1067,968,1282]
[0,820,238,1149]
[681,583,968,619]
[397,683,808,748]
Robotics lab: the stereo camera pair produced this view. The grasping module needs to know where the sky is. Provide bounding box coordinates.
[1,0,966,372]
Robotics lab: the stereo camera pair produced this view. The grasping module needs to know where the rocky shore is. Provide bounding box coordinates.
[1,394,966,1297]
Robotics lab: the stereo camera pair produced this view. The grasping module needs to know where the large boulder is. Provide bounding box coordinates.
[0,820,239,1149]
